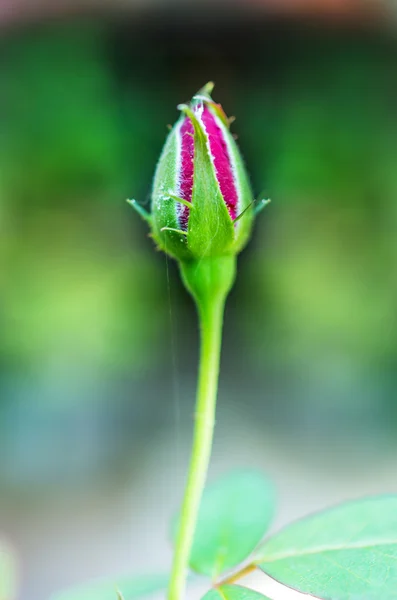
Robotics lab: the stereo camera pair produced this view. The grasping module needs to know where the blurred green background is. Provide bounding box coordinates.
[1,2,397,599]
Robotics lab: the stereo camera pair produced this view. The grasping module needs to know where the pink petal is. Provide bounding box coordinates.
[177,116,194,229]
[201,105,238,220]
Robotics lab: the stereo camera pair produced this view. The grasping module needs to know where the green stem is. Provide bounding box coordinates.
[167,256,236,600]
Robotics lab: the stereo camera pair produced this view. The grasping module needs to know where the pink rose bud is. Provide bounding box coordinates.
[129,83,266,263]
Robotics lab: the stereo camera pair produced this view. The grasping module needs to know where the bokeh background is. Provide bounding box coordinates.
[1,1,397,598]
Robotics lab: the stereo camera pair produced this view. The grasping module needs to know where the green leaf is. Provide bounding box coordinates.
[50,573,168,600]
[255,495,397,600]
[177,469,275,578]
[0,539,17,600]
[201,584,271,600]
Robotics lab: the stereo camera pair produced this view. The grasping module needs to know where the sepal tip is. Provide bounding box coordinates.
[255,198,271,216]
[126,199,152,224]
[196,81,215,98]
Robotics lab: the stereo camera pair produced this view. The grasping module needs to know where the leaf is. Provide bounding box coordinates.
[255,495,397,600]
[201,584,272,600]
[175,469,275,578]
[0,539,17,600]
[50,573,168,600]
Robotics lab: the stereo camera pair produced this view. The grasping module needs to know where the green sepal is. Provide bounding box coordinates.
[190,85,256,254]
[194,81,215,100]
[233,201,255,224]
[161,226,188,236]
[150,118,193,261]
[177,105,235,259]
[224,127,255,254]
[126,199,152,223]
[192,83,229,128]
[167,193,192,209]
[207,98,231,129]
[254,198,271,216]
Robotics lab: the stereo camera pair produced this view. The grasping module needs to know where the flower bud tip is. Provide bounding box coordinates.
[197,81,215,97]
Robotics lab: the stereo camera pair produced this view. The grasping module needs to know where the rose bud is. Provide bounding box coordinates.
[128,86,269,600]
[129,83,267,264]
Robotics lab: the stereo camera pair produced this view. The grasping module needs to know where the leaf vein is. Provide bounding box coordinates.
[257,540,397,564]
[322,553,372,586]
